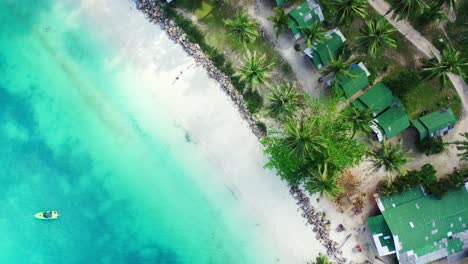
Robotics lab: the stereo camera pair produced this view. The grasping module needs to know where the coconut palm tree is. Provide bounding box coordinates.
[237,50,275,93]
[356,18,397,57]
[268,7,289,39]
[369,140,411,177]
[308,253,334,264]
[387,0,428,20]
[421,46,468,88]
[282,118,327,161]
[450,133,468,161]
[419,3,448,24]
[224,12,259,45]
[346,108,373,138]
[321,52,356,79]
[305,163,344,200]
[434,0,457,10]
[267,82,302,120]
[301,24,328,48]
[329,0,368,25]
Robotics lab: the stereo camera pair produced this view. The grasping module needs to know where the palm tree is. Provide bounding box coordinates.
[305,163,344,200]
[356,18,397,57]
[237,50,275,93]
[224,12,259,45]
[329,0,368,25]
[419,3,448,24]
[268,7,289,39]
[450,133,468,161]
[346,108,373,138]
[434,0,457,10]
[282,118,327,161]
[368,140,411,177]
[421,46,468,88]
[387,0,428,20]
[301,24,328,48]
[267,82,302,120]
[308,253,333,264]
[321,52,356,79]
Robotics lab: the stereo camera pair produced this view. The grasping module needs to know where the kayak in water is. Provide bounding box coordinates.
[34,211,59,220]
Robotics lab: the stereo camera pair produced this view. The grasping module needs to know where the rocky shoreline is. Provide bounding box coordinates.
[135,1,345,263]
[290,185,347,263]
[136,0,266,139]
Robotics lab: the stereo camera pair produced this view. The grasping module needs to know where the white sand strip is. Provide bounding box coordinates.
[71,0,327,263]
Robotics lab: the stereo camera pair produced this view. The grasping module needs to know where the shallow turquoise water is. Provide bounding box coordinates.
[0,1,268,263]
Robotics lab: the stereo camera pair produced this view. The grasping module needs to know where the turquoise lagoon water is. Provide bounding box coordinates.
[0,1,269,263]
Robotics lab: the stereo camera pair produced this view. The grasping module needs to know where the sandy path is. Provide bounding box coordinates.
[76,0,328,263]
[252,0,326,98]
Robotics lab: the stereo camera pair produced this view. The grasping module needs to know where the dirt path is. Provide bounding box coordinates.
[251,0,326,98]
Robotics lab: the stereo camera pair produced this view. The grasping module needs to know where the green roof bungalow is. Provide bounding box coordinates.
[412,108,457,141]
[303,28,346,69]
[287,0,324,40]
[368,184,468,264]
[353,82,394,117]
[371,97,410,142]
[331,62,371,98]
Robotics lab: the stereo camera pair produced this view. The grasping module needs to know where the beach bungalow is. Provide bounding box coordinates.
[303,28,346,69]
[412,108,457,141]
[333,62,370,99]
[353,82,394,117]
[368,184,468,264]
[287,0,324,40]
[371,97,410,142]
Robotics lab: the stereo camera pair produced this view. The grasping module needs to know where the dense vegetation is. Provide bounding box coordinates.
[377,164,467,199]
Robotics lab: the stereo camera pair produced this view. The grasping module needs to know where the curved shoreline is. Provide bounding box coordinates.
[135,1,346,263]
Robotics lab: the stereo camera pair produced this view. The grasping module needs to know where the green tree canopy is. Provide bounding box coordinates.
[237,50,275,93]
[357,17,397,57]
[301,24,328,48]
[345,107,373,138]
[224,12,259,45]
[450,132,468,161]
[308,253,334,264]
[267,82,303,121]
[421,46,468,88]
[262,100,366,187]
[305,163,344,200]
[268,7,289,38]
[369,140,411,177]
[329,0,368,25]
[388,0,428,20]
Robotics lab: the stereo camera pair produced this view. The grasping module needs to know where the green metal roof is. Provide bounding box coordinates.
[336,65,370,98]
[309,32,344,69]
[374,98,410,139]
[352,82,393,116]
[275,0,286,6]
[382,186,468,259]
[287,1,324,38]
[411,108,457,140]
[379,187,425,211]
[368,215,396,254]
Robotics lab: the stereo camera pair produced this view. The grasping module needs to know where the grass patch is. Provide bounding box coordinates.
[384,69,462,119]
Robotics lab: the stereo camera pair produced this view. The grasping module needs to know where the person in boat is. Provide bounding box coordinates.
[43,212,52,218]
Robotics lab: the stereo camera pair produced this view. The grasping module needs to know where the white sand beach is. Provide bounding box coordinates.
[72,0,329,263]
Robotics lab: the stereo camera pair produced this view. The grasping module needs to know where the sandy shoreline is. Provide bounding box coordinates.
[72,0,332,263]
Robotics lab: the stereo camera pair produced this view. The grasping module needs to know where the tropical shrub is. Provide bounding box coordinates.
[416,136,446,155]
